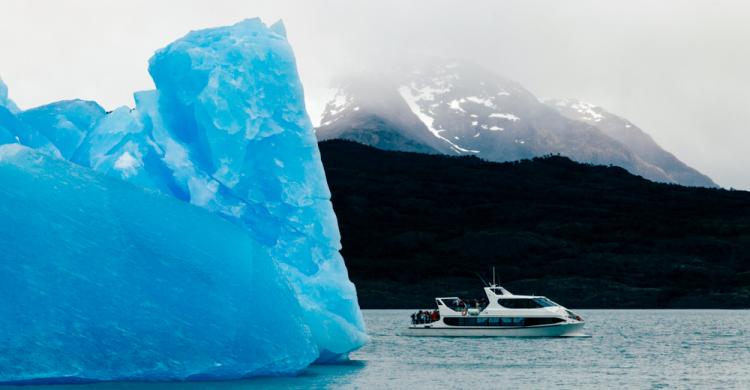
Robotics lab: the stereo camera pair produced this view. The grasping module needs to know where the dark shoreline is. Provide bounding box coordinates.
[352,277,750,310]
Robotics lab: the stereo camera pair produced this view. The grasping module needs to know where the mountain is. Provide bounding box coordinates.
[319,139,750,309]
[317,81,447,154]
[545,98,716,187]
[316,62,716,187]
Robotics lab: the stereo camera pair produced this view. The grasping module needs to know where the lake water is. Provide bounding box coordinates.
[10,310,750,389]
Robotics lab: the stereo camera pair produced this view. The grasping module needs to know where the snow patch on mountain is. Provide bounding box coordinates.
[489,113,520,121]
[465,96,494,108]
[398,85,478,154]
[549,98,605,122]
[320,90,355,127]
[448,99,465,112]
[329,93,350,116]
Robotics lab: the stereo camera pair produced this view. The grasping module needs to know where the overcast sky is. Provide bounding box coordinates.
[1,0,748,189]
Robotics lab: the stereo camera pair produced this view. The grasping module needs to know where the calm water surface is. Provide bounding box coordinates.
[13,310,750,389]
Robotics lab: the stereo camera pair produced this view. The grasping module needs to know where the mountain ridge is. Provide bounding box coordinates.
[545,98,716,187]
[316,62,716,188]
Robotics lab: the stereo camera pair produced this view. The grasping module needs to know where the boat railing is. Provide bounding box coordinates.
[442,298,488,313]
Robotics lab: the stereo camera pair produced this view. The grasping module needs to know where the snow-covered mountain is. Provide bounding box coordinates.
[316,62,716,187]
[317,80,449,154]
[544,98,715,187]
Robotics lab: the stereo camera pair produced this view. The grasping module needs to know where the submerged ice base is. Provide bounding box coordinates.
[0,18,366,383]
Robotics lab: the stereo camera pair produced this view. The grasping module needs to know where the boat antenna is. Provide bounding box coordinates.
[475,272,489,287]
[492,266,496,286]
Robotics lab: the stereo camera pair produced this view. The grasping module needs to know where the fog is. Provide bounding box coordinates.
[1,0,748,189]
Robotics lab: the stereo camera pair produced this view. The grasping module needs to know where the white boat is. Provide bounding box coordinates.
[403,278,585,337]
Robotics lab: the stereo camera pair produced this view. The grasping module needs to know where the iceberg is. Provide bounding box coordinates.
[0,18,366,383]
[0,144,317,382]
[144,19,367,360]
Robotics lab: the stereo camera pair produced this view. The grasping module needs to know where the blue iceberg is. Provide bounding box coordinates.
[0,18,366,383]
[0,144,317,382]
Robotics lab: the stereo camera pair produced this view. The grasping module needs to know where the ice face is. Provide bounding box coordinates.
[18,100,105,159]
[0,79,63,157]
[0,79,23,144]
[0,145,318,383]
[0,107,20,144]
[0,105,60,157]
[146,18,367,359]
[0,18,366,382]
[0,77,20,113]
[71,104,180,195]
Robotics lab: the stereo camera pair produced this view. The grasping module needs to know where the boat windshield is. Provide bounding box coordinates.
[534,297,558,307]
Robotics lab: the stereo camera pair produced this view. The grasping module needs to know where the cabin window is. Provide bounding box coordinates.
[443,317,564,327]
[497,298,545,309]
[457,318,475,326]
[445,318,474,326]
[524,317,564,326]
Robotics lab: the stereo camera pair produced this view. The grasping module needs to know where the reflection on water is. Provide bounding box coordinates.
[8,310,750,389]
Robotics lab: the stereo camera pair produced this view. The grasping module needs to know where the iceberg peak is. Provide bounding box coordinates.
[0,77,21,114]
[270,19,288,37]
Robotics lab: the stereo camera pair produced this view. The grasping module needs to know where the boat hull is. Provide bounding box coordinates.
[402,322,585,337]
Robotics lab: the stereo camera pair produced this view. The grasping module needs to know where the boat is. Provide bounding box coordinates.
[403,273,585,337]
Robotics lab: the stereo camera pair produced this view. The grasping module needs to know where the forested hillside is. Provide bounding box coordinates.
[320,140,750,309]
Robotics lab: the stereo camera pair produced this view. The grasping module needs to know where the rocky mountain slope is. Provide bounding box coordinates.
[545,98,715,187]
